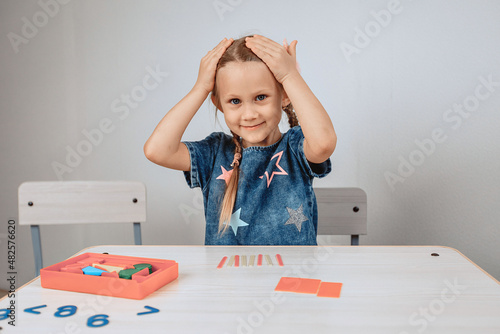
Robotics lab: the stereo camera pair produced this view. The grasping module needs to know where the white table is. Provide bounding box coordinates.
[1,245,500,333]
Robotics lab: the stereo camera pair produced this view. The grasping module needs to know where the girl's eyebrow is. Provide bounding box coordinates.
[253,87,274,94]
[222,94,240,101]
[223,88,274,98]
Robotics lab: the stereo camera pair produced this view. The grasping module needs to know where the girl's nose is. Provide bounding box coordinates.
[241,104,258,120]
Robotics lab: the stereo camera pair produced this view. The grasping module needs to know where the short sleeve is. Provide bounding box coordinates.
[182,132,228,190]
[287,126,332,178]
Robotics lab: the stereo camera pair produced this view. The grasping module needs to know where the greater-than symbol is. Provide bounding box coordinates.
[137,305,159,316]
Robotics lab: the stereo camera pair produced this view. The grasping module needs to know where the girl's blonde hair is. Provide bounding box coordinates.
[211,36,299,234]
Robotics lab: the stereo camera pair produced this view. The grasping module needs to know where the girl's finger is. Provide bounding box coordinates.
[247,40,279,55]
[205,38,233,62]
[289,40,298,58]
[246,35,280,48]
[246,40,282,60]
[246,37,282,54]
[252,34,277,45]
[216,37,229,48]
[208,38,232,55]
[246,44,279,64]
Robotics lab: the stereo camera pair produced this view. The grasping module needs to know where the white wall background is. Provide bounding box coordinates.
[1,0,499,289]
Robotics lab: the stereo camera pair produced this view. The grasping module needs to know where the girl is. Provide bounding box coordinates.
[144,35,336,245]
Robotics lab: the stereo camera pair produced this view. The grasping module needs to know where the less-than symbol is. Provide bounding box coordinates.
[24,305,47,314]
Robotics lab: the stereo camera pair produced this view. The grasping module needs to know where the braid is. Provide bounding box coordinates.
[230,132,242,167]
[218,131,242,233]
[283,103,299,128]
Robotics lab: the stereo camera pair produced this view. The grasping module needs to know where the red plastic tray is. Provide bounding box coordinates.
[40,252,178,300]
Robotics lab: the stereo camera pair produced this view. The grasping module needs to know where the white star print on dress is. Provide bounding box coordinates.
[225,208,249,235]
[284,204,309,232]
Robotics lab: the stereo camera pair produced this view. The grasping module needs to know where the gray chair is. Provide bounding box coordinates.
[18,181,146,276]
[315,187,367,245]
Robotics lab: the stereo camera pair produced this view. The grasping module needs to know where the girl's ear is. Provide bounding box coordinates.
[211,94,223,113]
[281,90,291,109]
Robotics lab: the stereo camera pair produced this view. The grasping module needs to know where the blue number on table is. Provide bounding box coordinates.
[0,309,11,320]
[54,305,77,318]
[87,314,110,327]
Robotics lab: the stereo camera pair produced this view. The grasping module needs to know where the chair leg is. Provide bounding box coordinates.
[30,225,43,276]
[351,235,359,246]
[133,222,142,245]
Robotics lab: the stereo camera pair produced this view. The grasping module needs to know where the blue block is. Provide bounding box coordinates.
[82,266,107,276]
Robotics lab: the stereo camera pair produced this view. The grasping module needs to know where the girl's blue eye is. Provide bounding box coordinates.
[256,95,266,101]
[230,98,240,105]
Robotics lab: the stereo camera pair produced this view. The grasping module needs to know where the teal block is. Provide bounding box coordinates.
[134,263,153,274]
[118,268,141,279]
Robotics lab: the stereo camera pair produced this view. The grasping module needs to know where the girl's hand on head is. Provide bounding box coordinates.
[195,38,233,95]
[245,35,299,84]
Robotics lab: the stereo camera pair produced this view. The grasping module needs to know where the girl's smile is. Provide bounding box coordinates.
[241,122,264,130]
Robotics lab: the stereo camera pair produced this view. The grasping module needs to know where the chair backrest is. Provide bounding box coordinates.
[18,181,146,276]
[18,181,146,226]
[315,187,367,245]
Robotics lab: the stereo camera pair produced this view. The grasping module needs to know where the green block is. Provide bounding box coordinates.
[134,263,153,274]
[118,268,141,279]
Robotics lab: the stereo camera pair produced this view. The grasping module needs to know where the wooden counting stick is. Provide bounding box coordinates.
[249,255,255,267]
[241,255,247,267]
[234,255,240,267]
[217,256,228,269]
[276,254,284,266]
[227,255,235,267]
[265,254,273,266]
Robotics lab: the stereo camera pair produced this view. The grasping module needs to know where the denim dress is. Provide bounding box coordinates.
[183,126,331,245]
